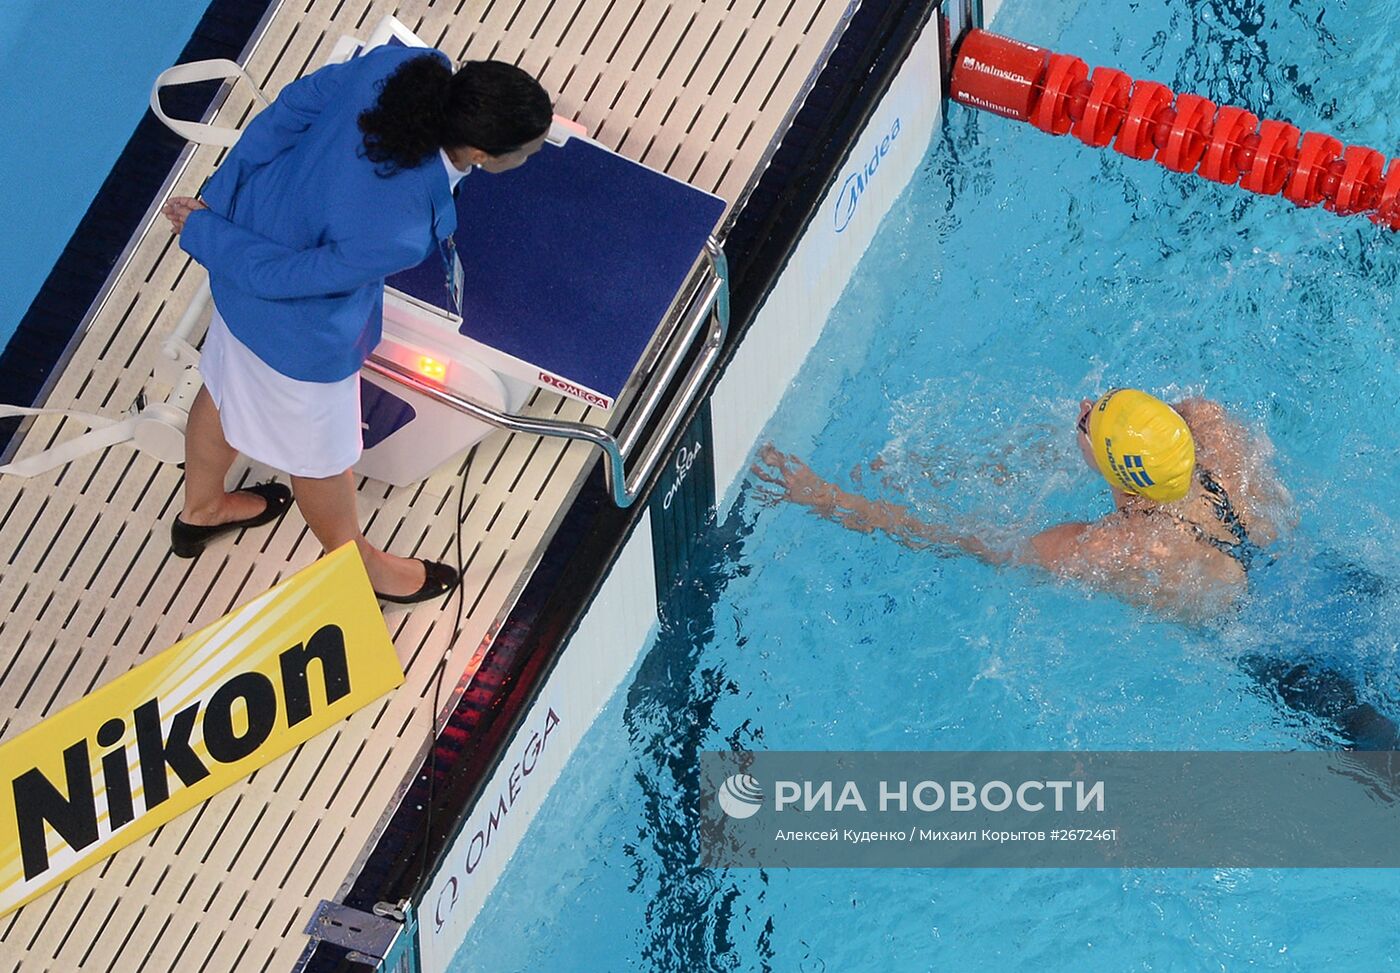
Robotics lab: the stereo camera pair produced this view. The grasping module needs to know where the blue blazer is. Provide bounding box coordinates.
[181,46,457,382]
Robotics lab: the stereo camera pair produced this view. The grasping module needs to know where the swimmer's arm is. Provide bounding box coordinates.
[757,448,1124,573]
[753,447,1016,565]
[832,494,1016,564]
[1023,522,1100,575]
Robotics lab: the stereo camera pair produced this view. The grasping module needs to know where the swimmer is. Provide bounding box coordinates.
[756,391,1400,749]
[754,389,1292,624]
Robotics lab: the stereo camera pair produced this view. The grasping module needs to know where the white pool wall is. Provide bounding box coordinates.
[417,518,658,973]
[708,19,945,510]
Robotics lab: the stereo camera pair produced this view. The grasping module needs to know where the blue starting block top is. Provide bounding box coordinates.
[387,136,726,407]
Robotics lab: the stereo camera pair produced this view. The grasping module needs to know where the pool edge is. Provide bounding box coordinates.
[344,3,960,970]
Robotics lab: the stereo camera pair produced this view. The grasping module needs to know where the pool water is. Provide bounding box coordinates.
[454,0,1400,968]
[0,0,213,346]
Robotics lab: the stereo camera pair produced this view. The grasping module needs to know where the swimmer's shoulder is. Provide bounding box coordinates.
[1172,398,1259,482]
[1028,512,1236,576]
[1026,516,1146,576]
[1172,397,1243,453]
[1026,521,1094,570]
[1029,514,1245,617]
[1173,396,1289,544]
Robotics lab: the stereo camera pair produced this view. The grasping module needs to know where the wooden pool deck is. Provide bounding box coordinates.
[0,0,855,969]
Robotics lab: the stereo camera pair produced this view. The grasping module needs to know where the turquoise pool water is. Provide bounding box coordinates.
[455,0,1400,968]
[0,0,213,347]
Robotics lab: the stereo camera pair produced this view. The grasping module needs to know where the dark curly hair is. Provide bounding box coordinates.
[359,55,554,174]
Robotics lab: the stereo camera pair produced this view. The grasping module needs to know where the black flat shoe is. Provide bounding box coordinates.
[375,559,460,605]
[171,482,293,558]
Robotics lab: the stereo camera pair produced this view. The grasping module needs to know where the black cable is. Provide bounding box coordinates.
[407,462,470,899]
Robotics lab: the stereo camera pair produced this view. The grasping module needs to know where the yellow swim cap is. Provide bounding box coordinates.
[1086,389,1195,503]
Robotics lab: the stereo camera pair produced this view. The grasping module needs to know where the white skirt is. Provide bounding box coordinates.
[200,307,363,478]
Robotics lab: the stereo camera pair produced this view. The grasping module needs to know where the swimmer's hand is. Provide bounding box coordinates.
[751,445,898,534]
[163,196,207,235]
[751,446,837,509]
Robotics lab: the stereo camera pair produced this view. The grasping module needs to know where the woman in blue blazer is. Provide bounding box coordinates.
[164,47,552,604]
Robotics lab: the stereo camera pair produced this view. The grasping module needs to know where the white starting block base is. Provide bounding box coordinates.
[353,272,539,488]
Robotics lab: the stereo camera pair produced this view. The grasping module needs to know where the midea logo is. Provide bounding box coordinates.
[833,117,902,233]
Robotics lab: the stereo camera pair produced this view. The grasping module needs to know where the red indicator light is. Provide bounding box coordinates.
[417,356,446,381]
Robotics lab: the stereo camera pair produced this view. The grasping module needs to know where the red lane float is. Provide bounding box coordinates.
[1328,146,1383,215]
[1157,93,1216,173]
[1376,159,1400,230]
[948,28,1399,230]
[1285,131,1343,207]
[1030,53,1089,136]
[947,30,1049,122]
[1071,67,1131,148]
[1198,106,1259,185]
[1114,81,1173,161]
[1238,120,1300,196]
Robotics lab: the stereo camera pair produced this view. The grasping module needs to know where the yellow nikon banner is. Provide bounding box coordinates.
[0,542,404,917]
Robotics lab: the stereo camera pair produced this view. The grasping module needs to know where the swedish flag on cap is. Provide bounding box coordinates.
[1086,389,1195,503]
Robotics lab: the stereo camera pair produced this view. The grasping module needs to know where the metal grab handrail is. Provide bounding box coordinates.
[364,237,729,508]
